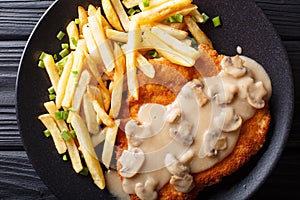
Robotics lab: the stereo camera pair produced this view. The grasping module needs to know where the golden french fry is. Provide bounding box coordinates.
[88,11,115,72]
[138,0,168,11]
[101,0,123,31]
[101,15,112,30]
[88,4,97,16]
[83,92,99,135]
[102,119,120,169]
[78,6,88,35]
[184,16,213,49]
[122,0,140,9]
[77,39,88,55]
[110,77,123,118]
[92,100,115,127]
[56,53,74,109]
[67,21,79,50]
[43,101,83,173]
[165,4,197,17]
[91,127,108,147]
[87,85,105,110]
[130,0,192,24]
[62,48,86,109]
[38,114,67,154]
[151,26,200,59]
[136,52,155,78]
[43,54,60,92]
[71,113,105,189]
[152,23,188,40]
[111,0,130,31]
[189,9,204,23]
[113,42,126,78]
[143,30,195,66]
[72,70,91,112]
[106,29,128,43]
[99,85,111,112]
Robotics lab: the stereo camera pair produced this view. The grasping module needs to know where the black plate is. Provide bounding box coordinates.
[16,0,294,199]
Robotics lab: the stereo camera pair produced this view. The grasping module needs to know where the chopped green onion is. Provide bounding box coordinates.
[61,43,69,49]
[39,52,47,60]
[62,154,68,161]
[80,167,89,176]
[43,129,51,137]
[169,16,176,23]
[59,49,69,58]
[70,130,76,138]
[75,18,80,25]
[48,86,55,94]
[212,16,221,27]
[71,37,77,47]
[174,14,183,23]
[143,0,149,7]
[147,50,159,58]
[53,54,58,61]
[56,31,66,40]
[61,129,71,141]
[49,94,56,100]
[128,8,139,16]
[38,60,45,68]
[55,110,69,120]
[163,19,169,24]
[58,66,63,76]
[201,13,210,23]
[72,70,79,76]
[57,56,68,67]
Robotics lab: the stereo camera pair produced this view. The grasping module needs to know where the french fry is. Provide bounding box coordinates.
[102,119,120,169]
[101,0,123,31]
[138,0,168,11]
[111,0,130,31]
[83,92,99,135]
[143,30,195,66]
[136,52,155,78]
[91,127,108,147]
[66,21,79,50]
[38,114,67,154]
[92,100,115,127]
[88,11,115,72]
[130,0,192,24]
[56,53,74,109]
[71,113,105,189]
[100,85,111,112]
[78,6,88,35]
[88,4,97,16]
[106,29,128,43]
[43,54,60,92]
[165,4,197,18]
[72,70,91,112]
[43,101,83,173]
[189,9,204,23]
[87,85,105,110]
[151,26,200,59]
[110,77,123,118]
[113,42,126,76]
[184,16,213,49]
[152,23,188,40]
[122,0,140,9]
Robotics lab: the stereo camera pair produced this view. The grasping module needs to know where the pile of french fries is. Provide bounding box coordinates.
[38,0,213,190]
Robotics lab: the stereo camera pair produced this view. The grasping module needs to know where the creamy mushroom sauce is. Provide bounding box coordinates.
[118,55,272,200]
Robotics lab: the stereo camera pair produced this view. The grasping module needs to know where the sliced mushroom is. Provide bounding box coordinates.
[178,149,194,164]
[169,121,194,146]
[200,130,228,157]
[125,120,154,146]
[135,178,158,200]
[247,81,267,109]
[221,55,247,78]
[165,105,181,124]
[165,153,189,177]
[170,174,194,193]
[119,148,145,178]
[215,107,242,132]
[190,79,209,107]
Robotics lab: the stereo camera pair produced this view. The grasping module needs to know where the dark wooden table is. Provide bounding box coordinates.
[0,0,299,199]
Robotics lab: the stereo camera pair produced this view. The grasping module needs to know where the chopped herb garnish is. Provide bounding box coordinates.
[212,16,221,27]
[71,37,77,47]
[63,154,68,161]
[55,110,69,121]
[169,16,176,23]
[80,167,89,176]
[143,0,149,7]
[61,43,69,49]
[201,13,210,23]
[70,130,76,138]
[48,86,55,94]
[58,66,63,76]
[49,94,56,100]
[57,56,68,67]
[43,129,51,137]
[174,14,183,23]
[128,7,140,16]
[61,129,71,141]
[147,50,159,58]
[75,18,80,25]
[38,60,45,68]
[53,54,58,61]
[39,52,47,60]
[56,31,66,40]
[163,19,169,24]
[59,48,69,58]
[72,70,79,76]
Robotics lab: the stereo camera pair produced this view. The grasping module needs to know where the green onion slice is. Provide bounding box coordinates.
[75,18,80,25]
[39,52,47,60]
[59,49,69,58]
[61,129,71,141]
[202,13,210,23]
[143,0,149,7]
[70,130,76,138]
[38,60,45,69]
[61,43,69,49]
[71,37,77,47]
[55,110,69,121]
[212,16,221,27]
[49,94,56,100]
[43,129,51,137]
[174,14,183,23]
[80,167,89,176]
[63,154,68,161]
[56,31,66,40]
[169,16,176,23]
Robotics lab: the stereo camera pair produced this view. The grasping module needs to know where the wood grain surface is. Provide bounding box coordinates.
[0,0,299,199]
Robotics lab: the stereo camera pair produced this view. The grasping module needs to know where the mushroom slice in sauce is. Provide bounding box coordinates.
[119,148,145,178]
[200,131,228,157]
[169,121,194,146]
[222,55,247,78]
[135,178,158,200]
[170,174,194,193]
[165,104,181,124]
[190,79,209,107]
[247,81,267,109]
[165,153,189,177]
[222,107,243,133]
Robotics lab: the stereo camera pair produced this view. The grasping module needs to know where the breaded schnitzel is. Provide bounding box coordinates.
[116,45,271,200]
